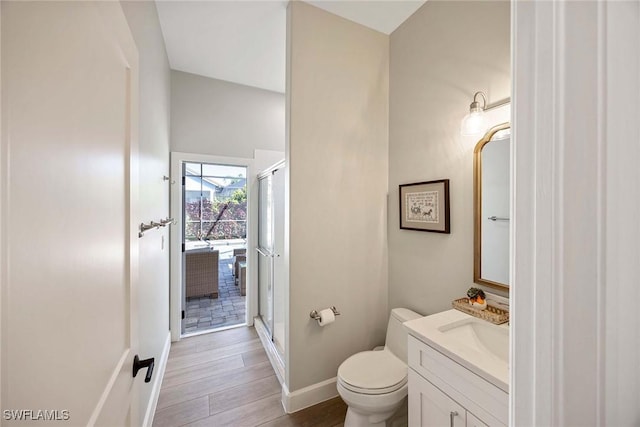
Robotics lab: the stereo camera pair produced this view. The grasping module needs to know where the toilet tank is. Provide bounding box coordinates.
[385,308,422,363]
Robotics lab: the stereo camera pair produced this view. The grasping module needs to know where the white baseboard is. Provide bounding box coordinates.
[281,377,338,414]
[142,332,171,427]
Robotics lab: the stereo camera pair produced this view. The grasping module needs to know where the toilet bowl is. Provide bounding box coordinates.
[337,308,422,427]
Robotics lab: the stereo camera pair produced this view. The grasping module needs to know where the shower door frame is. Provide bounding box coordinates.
[257,172,275,338]
[257,160,285,353]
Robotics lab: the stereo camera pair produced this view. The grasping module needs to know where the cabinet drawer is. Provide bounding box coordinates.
[408,335,508,426]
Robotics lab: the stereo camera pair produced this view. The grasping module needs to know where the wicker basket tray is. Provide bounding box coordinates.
[452,298,509,325]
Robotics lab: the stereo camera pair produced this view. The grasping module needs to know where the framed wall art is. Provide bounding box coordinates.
[399,179,450,233]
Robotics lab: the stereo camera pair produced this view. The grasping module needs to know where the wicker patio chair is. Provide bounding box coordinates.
[185,248,219,298]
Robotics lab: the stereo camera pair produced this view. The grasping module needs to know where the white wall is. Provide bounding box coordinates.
[171,70,285,158]
[287,1,389,393]
[120,2,171,424]
[388,1,510,315]
[512,1,640,425]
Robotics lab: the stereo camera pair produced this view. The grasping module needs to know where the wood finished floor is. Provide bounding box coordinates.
[153,326,347,427]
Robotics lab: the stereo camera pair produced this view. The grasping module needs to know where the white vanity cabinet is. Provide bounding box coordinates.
[409,369,468,426]
[407,335,508,427]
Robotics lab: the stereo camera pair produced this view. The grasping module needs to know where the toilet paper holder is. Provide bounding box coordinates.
[310,306,340,320]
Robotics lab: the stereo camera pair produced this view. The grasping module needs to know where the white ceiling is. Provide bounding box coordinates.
[306,1,425,35]
[156,1,426,94]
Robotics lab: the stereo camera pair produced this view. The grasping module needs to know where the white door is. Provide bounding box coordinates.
[2,2,142,425]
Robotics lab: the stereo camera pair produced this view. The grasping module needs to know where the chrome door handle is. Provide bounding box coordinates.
[256,247,269,257]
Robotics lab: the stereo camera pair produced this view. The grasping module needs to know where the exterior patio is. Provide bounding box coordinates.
[184,245,246,334]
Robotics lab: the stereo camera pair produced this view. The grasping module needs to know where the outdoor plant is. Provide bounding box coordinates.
[185,187,247,241]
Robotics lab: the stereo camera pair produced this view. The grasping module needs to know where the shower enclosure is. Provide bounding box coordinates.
[257,161,285,358]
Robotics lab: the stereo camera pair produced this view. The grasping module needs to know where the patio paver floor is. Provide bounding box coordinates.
[184,249,246,333]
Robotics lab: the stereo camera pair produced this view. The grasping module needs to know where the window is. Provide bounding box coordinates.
[184,163,247,242]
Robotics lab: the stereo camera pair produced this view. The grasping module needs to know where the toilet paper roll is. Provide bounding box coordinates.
[317,308,335,326]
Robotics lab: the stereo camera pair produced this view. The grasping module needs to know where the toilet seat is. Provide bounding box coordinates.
[337,349,407,395]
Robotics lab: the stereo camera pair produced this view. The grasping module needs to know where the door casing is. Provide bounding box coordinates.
[169,152,255,342]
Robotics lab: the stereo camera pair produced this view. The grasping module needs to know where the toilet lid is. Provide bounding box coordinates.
[338,350,407,395]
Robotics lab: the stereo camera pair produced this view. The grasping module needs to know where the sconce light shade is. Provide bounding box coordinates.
[460,91,488,136]
[460,110,487,136]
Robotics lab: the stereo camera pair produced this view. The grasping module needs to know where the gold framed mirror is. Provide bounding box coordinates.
[474,122,511,290]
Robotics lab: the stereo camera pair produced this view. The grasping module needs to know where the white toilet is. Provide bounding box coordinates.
[337,308,422,427]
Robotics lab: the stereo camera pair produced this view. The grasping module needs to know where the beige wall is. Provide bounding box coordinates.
[388,1,510,315]
[171,70,285,158]
[287,1,389,392]
[120,1,172,423]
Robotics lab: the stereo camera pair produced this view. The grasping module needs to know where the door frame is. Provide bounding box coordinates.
[170,152,255,342]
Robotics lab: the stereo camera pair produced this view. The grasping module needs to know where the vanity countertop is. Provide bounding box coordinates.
[404,309,509,392]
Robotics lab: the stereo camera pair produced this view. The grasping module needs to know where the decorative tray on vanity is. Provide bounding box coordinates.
[451,298,509,325]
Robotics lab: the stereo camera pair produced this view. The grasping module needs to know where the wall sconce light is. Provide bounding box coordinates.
[460,92,488,136]
[460,92,511,136]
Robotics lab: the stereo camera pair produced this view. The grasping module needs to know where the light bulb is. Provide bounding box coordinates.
[460,110,487,136]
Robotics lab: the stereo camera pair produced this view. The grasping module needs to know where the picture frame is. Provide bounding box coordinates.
[399,179,450,233]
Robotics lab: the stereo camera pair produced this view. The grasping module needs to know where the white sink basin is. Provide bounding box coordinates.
[404,309,509,391]
[438,318,509,364]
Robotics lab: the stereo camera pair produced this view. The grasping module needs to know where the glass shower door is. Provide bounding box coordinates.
[258,174,274,335]
[257,164,285,357]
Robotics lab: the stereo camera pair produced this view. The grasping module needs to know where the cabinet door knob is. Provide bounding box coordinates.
[450,411,459,427]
